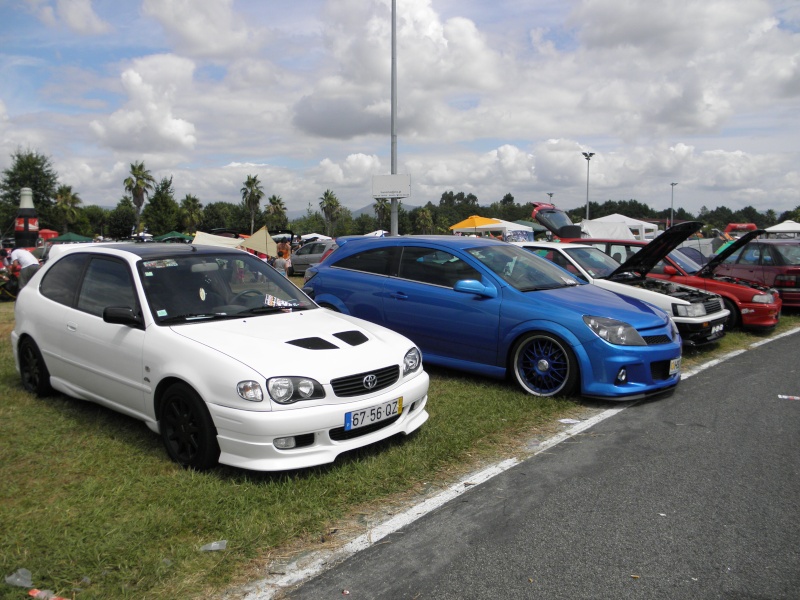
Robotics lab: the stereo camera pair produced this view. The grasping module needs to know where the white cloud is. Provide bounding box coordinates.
[25,0,111,34]
[142,0,261,59]
[89,55,197,152]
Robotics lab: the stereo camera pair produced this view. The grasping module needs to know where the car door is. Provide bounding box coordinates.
[715,243,769,284]
[382,245,502,367]
[66,255,148,414]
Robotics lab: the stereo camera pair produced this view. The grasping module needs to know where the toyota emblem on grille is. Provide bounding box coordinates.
[363,374,378,389]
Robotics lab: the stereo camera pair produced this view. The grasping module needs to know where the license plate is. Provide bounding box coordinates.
[669,357,681,375]
[345,397,403,431]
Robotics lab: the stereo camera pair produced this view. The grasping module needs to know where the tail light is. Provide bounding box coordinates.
[774,274,797,288]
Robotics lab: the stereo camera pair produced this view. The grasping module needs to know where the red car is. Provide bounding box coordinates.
[582,231,782,330]
[713,237,800,310]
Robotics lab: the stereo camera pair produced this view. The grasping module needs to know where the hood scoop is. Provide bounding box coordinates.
[333,330,369,346]
[285,330,369,350]
[286,337,339,350]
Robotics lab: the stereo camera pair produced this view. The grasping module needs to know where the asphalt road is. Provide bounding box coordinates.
[286,332,800,600]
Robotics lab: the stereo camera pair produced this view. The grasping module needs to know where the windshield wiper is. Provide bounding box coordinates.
[159,313,223,323]
[239,304,312,315]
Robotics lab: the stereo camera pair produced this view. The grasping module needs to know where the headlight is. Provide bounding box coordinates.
[403,347,422,375]
[583,316,646,346]
[751,293,774,303]
[673,303,707,317]
[267,377,325,404]
[237,380,264,402]
[669,316,680,338]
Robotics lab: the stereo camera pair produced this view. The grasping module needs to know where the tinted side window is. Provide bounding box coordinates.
[398,247,481,287]
[40,253,88,307]
[77,257,137,317]
[333,246,397,276]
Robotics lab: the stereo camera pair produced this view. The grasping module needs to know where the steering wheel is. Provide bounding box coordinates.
[231,289,263,304]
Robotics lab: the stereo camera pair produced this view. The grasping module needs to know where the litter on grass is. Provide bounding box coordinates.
[5,568,32,588]
[200,540,227,552]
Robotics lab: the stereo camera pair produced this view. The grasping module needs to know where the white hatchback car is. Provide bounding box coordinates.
[12,243,429,471]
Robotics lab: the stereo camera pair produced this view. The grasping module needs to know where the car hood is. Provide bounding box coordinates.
[609,221,703,278]
[696,228,765,276]
[170,309,411,380]
[532,284,671,331]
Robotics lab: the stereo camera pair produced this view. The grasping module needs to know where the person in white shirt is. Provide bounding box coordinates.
[9,248,40,289]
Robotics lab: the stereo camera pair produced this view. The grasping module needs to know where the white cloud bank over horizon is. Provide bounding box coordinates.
[1,0,799,218]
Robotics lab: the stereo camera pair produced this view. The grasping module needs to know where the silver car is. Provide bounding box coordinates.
[289,239,338,276]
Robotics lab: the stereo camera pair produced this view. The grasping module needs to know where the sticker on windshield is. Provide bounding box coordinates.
[561,276,579,285]
[264,294,298,307]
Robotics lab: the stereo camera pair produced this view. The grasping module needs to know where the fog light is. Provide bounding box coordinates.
[616,367,627,383]
[274,436,296,449]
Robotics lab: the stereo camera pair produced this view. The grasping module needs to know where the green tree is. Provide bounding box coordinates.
[500,193,515,206]
[412,207,434,234]
[200,202,233,231]
[106,197,137,239]
[241,174,264,234]
[319,189,341,236]
[53,184,82,233]
[266,194,287,231]
[141,177,179,235]
[179,194,203,232]
[0,148,59,231]
[373,197,390,230]
[289,202,326,235]
[83,205,109,239]
[123,161,156,232]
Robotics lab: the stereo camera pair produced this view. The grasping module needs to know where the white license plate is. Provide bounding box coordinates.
[669,357,681,375]
[345,397,403,431]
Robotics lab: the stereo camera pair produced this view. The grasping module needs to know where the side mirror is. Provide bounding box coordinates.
[453,279,497,298]
[104,306,144,328]
[663,265,678,276]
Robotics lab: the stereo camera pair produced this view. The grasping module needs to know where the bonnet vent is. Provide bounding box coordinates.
[333,330,369,346]
[286,337,338,350]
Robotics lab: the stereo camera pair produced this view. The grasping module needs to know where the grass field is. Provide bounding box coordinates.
[1,299,797,599]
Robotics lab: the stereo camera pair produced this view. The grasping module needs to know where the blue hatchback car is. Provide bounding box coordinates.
[303,236,682,399]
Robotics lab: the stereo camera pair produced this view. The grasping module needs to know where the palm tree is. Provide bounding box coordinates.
[180,194,203,232]
[319,189,341,237]
[373,197,389,231]
[266,194,287,230]
[54,184,82,233]
[123,161,156,232]
[241,174,264,234]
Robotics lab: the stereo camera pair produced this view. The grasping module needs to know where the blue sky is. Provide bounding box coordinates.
[1,0,799,218]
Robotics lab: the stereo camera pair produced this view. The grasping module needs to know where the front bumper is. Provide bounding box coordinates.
[677,316,727,347]
[207,371,430,471]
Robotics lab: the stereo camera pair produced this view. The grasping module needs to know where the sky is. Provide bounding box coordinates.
[1,0,799,220]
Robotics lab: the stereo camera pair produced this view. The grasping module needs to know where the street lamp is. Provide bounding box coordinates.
[670,182,678,228]
[547,192,554,203]
[582,152,595,220]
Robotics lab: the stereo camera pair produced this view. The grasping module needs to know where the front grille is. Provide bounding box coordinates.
[331,365,399,397]
[329,414,401,441]
[703,298,722,314]
[643,334,671,345]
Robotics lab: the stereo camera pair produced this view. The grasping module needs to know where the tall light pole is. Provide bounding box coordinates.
[670,182,678,228]
[582,152,594,220]
[547,192,554,203]
[389,0,398,236]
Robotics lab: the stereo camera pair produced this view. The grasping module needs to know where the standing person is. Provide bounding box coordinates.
[277,237,291,261]
[272,250,287,276]
[10,247,40,289]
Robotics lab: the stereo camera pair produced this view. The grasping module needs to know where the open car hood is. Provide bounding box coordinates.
[696,228,765,276]
[609,221,703,278]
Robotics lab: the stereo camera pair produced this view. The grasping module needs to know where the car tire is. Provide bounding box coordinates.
[19,338,53,397]
[159,382,220,470]
[723,298,740,329]
[511,332,578,397]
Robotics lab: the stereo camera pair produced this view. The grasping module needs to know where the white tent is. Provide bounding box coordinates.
[452,219,534,241]
[300,232,331,242]
[584,214,658,240]
[579,220,635,240]
[238,227,278,256]
[192,231,246,248]
[765,220,800,237]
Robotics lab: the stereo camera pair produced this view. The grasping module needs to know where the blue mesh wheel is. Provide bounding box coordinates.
[511,332,578,397]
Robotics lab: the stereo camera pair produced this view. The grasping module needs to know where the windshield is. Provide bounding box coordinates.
[139,251,316,324]
[467,244,582,291]
[562,246,620,278]
[668,250,702,274]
